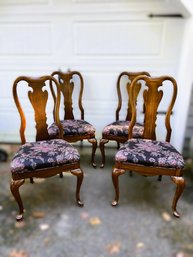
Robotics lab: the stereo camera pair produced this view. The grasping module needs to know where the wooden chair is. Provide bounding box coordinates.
[10,76,84,222]
[112,75,185,217]
[99,71,150,168]
[48,70,97,167]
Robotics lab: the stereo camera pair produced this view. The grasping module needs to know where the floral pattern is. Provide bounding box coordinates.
[102,120,144,138]
[48,119,95,137]
[115,138,184,169]
[11,139,80,173]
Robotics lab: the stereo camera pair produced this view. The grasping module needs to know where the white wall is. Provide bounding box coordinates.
[175,0,193,152]
[0,0,189,150]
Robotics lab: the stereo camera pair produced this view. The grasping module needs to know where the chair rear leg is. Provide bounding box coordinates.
[171,176,185,218]
[10,178,25,222]
[99,138,109,168]
[71,169,84,207]
[88,138,97,168]
[112,168,125,206]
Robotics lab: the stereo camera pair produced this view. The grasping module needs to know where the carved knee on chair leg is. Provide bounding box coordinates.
[171,176,185,218]
[71,169,84,207]
[112,168,125,206]
[10,179,25,222]
[88,138,97,168]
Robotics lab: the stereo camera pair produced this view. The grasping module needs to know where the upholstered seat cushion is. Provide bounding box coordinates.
[102,120,143,138]
[115,138,184,169]
[48,119,95,137]
[10,139,80,173]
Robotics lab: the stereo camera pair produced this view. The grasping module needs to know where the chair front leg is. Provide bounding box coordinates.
[112,168,125,206]
[99,138,109,168]
[88,138,97,168]
[10,178,25,222]
[71,169,84,207]
[171,176,185,218]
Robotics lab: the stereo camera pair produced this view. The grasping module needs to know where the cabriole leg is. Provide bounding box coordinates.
[99,138,109,168]
[10,178,25,222]
[112,168,125,206]
[88,138,97,168]
[71,169,84,207]
[171,176,185,218]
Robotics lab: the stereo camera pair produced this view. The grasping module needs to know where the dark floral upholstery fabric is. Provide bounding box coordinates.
[102,120,144,138]
[48,119,95,137]
[115,139,184,169]
[11,139,80,174]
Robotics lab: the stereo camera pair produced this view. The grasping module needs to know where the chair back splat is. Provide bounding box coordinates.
[116,71,150,121]
[49,70,97,167]
[112,75,185,218]
[11,75,84,222]
[128,75,177,142]
[100,71,150,168]
[51,70,84,120]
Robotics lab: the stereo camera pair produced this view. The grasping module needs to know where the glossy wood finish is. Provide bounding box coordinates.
[51,70,97,167]
[111,168,125,206]
[171,176,185,217]
[52,71,84,120]
[11,76,84,221]
[112,75,185,217]
[10,179,25,222]
[100,71,150,168]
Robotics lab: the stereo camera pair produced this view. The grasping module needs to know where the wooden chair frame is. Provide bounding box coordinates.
[51,70,97,167]
[112,75,185,217]
[10,76,84,221]
[100,71,150,168]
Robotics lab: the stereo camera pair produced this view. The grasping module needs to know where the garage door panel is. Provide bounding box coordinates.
[73,21,163,56]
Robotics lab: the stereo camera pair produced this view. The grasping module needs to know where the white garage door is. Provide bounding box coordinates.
[0,0,187,149]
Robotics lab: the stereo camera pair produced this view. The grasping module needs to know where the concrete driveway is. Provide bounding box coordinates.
[0,144,193,257]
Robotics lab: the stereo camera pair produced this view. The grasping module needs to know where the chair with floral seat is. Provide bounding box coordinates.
[111,75,185,217]
[10,76,84,222]
[99,71,150,168]
[48,70,97,167]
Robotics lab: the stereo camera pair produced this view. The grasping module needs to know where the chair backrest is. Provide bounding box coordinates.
[13,75,63,144]
[51,70,84,120]
[116,71,150,121]
[128,75,177,142]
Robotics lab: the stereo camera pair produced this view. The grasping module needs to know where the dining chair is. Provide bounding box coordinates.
[99,71,150,168]
[10,76,84,221]
[48,70,97,167]
[112,75,185,217]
